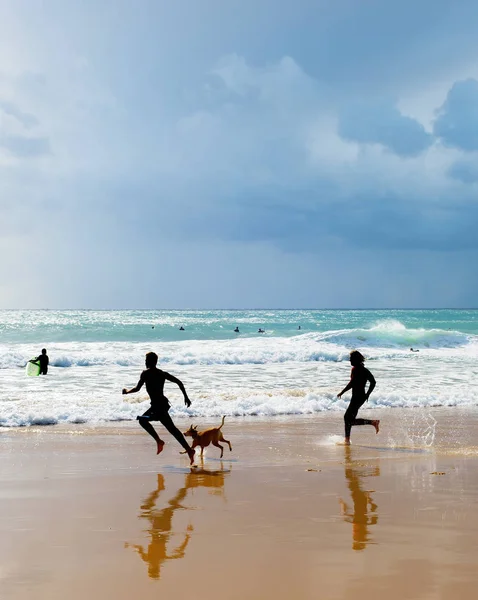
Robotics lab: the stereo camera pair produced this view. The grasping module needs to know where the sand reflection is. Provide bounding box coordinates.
[339,447,379,551]
[125,465,230,579]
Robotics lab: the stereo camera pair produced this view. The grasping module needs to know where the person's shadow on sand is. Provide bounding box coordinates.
[125,465,230,579]
[339,446,379,551]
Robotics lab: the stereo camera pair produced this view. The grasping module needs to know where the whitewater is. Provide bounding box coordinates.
[0,309,476,427]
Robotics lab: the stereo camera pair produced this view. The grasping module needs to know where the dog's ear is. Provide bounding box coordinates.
[193,425,198,430]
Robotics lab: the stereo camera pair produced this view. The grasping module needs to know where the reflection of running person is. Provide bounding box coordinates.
[122,352,195,464]
[339,446,379,551]
[125,466,229,579]
[125,474,192,580]
[30,348,49,375]
[338,350,379,445]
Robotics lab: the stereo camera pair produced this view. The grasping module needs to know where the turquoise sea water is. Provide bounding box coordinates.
[0,309,477,343]
[0,309,476,428]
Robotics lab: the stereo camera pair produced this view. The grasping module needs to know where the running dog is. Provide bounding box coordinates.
[182,416,232,458]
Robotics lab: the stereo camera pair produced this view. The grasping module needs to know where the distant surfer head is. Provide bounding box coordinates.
[145,352,158,368]
[41,348,47,355]
[349,350,365,366]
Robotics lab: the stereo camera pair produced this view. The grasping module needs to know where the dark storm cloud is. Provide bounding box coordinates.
[434,79,478,151]
[338,102,433,157]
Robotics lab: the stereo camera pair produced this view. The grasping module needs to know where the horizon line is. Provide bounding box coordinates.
[0,307,477,311]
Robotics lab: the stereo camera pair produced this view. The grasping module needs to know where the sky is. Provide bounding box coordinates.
[1,0,478,309]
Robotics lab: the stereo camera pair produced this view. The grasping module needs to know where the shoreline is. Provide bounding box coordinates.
[3,404,478,448]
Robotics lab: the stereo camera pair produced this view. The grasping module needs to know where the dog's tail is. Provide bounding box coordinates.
[219,415,226,429]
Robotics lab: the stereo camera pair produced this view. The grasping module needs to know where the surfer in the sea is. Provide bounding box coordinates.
[337,350,379,445]
[122,352,195,464]
[30,348,49,375]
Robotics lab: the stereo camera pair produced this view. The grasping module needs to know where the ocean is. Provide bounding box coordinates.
[0,309,476,428]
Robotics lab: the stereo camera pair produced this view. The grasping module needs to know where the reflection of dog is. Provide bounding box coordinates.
[183,416,232,458]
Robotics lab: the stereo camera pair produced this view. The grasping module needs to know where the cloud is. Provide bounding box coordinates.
[0,100,38,129]
[0,135,50,157]
[0,96,49,159]
[434,79,478,151]
[447,159,478,184]
[130,56,471,256]
[338,101,433,157]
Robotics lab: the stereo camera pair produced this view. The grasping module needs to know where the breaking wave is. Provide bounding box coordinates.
[1,388,476,428]
[0,322,474,370]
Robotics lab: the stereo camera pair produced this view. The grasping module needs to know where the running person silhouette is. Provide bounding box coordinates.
[338,350,379,445]
[123,352,195,464]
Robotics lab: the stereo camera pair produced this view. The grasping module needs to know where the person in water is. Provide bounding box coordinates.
[30,348,49,375]
[337,350,379,445]
[122,352,195,464]
[234,327,239,333]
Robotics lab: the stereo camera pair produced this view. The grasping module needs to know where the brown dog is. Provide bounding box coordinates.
[183,416,232,459]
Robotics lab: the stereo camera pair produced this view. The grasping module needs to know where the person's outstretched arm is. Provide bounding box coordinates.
[338,369,354,398]
[164,372,191,407]
[366,371,376,400]
[122,374,145,395]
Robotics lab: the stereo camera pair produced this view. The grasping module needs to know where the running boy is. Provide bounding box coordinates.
[123,352,195,464]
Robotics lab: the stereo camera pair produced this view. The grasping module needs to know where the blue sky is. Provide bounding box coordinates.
[0,0,477,308]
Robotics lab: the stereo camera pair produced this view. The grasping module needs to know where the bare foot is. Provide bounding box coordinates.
[187,448,195,465]
[344,437,351,446]
[156,440,165,455]
[372,420,380,434]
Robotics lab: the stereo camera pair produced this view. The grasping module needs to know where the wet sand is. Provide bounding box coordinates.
[1,408,478,599]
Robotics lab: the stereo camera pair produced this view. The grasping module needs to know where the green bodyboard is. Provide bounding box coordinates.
[26,359,41,377]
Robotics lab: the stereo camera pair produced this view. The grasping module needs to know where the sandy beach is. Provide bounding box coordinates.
[1,408,478,600]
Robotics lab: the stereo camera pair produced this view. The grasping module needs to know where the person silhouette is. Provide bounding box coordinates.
[122,352,195,464]
[234,327,239,333]
[339,446,379,550]
[29,348,49,375]
[338,350,379,445]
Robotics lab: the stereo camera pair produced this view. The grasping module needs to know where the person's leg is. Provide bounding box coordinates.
[344,403,358,443]
[353,418,380,434]
[353,417,373,426]
[345,398,380,440]
[158,412,195,465]
[137,410,165,455]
